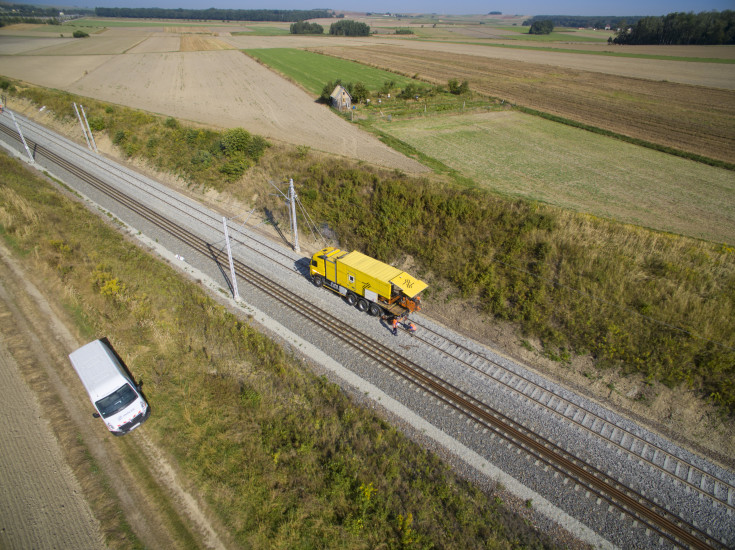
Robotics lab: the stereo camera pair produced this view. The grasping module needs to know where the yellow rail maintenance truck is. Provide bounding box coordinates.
[309,247,427,318]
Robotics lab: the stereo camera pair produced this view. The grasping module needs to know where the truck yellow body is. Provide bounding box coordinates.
[309,247,427,317]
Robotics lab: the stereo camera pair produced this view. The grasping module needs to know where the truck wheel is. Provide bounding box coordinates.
[356,299,369,312]
[368,303,381,317]
[312,274,324,287]
[345,292,357,306]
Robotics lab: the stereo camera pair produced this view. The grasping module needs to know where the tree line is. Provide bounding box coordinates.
[94,7,332,22]
[528,20,554,34]
[329,20,370,36]
[523,15,642,29]
[612,10,735,45]
[290,21,323,34]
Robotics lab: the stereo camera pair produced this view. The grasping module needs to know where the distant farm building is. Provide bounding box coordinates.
[330,85,352,111]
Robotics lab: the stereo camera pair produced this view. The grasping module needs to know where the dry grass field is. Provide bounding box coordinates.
[179,35,233,51]
[313,45,735,164]
[21,34,146,56]
[126,34,180,54]
[376,111,735,243]
[0,28,425,172]
[59,49,424,172]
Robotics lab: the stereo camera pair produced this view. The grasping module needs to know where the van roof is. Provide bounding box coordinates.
[68,340,129,402]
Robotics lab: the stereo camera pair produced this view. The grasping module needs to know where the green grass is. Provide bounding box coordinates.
[373,111,735,244]
[0,150,556,549]
[495,26,609,42]
[244,48,418,96]
[233,26,289,36]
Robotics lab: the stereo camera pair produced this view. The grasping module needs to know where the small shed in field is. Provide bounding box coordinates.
[330,85,352,111]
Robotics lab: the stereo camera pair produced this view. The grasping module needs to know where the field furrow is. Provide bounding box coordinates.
[312,45,735,164]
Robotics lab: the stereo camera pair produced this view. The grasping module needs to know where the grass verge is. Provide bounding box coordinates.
[0,150,559,548]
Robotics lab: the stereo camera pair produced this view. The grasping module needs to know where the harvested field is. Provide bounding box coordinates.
[179,35,233,51]
[165,26,211,33]
[0,36,70,55]
[17,34,146,56]
[376,111,735,243]
[0,55,113,88]
[51,49,424,172]
[126,34,180,54]
[313,45,735,164]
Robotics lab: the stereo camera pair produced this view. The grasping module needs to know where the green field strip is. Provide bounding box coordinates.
[243,48,418,95]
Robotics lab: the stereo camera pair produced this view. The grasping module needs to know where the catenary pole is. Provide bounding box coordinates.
[289,178,300,253]
[222,217,240,301]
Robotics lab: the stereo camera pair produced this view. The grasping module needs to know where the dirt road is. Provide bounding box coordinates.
[0,253,105,548]
[0,241,226,550]
[0,331,104,549]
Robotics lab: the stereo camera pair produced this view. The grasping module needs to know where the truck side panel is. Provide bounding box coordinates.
[335,260,391,300]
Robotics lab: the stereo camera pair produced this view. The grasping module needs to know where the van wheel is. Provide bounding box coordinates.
[345,292,357,306]
[368,303,381,317]
[312,274,324,287]
[356,299,369,312]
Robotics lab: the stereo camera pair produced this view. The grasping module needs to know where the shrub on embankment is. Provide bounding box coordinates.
[7,81,735,415]
[15,86,269,189]
[290,164,735,415]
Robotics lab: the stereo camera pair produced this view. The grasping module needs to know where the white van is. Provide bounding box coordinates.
[68,339,150,436]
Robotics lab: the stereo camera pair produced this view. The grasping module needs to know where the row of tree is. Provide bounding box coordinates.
[0,17,57,27]
[523,15,643,28]
[612,10,735,45]
[528,20,554,35]
[290,20,371,36]
[94,7,332,23]
[290,21,323,34]
[329,20,370,36]
[0,3,89,17]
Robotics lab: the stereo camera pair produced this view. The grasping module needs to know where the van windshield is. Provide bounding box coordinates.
[95,384,137,418]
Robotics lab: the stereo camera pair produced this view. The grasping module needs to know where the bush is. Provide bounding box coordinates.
[219,155,250,180]
[0,77,16,92]
[87,116,105,132]
[72,30,89,38]
[330,20,370,36]
[290,21,323,34]
[351,82,369,103]
[448,79,470,95]
[529,20,553,34]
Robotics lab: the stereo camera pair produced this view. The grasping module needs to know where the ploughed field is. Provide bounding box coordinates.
[311,45,735,165]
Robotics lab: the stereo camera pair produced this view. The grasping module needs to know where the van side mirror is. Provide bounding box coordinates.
[92,412,100,418]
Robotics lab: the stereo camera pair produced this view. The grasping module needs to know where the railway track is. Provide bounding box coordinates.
[0,114,729,549]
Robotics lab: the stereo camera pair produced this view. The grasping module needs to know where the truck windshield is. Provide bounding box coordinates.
[95,384,137,418]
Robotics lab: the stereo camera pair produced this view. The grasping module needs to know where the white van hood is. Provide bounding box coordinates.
[103,398,148,432]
